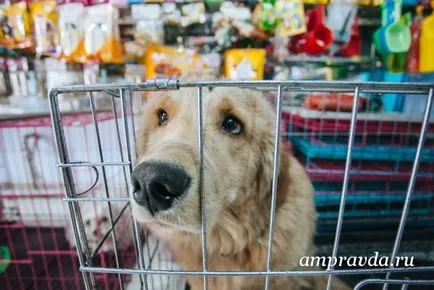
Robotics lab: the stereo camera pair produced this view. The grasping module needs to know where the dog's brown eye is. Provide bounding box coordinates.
[221,115,242,135]
[158,109,169,126]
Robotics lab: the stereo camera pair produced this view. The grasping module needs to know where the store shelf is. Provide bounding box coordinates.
[282,55,375,66]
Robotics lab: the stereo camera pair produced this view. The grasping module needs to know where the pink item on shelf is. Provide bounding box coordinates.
[80,0,108,6]
[281,110,434,134]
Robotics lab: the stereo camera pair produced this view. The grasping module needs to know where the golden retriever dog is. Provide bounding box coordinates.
[130,86,349,290]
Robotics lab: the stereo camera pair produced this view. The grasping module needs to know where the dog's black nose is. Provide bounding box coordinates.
[131,161,191,214]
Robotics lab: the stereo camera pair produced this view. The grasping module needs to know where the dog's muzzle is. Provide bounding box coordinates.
[131,161,191,214]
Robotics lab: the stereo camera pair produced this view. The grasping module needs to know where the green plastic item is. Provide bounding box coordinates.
[374,0,410,54]
[383,13,412,72]
[261,2,277,31]
[383,23,411,53]
[0,246,11,274]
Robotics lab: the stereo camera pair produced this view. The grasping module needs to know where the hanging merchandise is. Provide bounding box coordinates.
[291,5,334,55]
[275,0,306,37]
[213,1,256,51]
[337,17,361,57]
[180,2,206,27]
[384,13,411,73]
[326,1,358,44]
[419,1,434,73]
[58,3,86,63]
[406,5,423,73]
[261,0,277,32]
[7,1,33,49]
[84,4,123,64]
[224,48,266,80]
[132,4,164,46]
[127,4,163,63]
[0,4,14,48]
[29,1,59,57]
[374,0,411,54]
[145,44,211,79]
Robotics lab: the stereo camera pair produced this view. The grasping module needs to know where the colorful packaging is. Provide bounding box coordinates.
[30,1,59,57]
[303,0,329,4]
[132,4,164,46]
[275,0,306,37]
[7,1,32,49]
[58,3,86,63]
[84,4,123,64]
[180,2,205,27]
[419,2,434,73]
[0,4,14,48]
[224,49,266,80]
[326,2,357,43]
[145,44,210,79]
[406,8,422,73]
[261,1,277,32]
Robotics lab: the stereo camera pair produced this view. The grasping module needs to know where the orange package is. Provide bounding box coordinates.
[58,3,86,63]
[84,4,123,64]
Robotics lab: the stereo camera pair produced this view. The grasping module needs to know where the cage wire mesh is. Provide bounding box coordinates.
[0,79,433,290]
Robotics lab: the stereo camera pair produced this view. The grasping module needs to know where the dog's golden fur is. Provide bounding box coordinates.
[131,87,349,290]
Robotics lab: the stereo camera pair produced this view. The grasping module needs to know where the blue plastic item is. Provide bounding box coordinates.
[290,136,434,162]
[381,72,406,112]
[315,192,434,207]
[403,72,434,119]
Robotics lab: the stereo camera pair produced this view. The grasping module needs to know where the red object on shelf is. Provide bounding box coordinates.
[338,17,361,57]
[304,93,366,112]
[406,15,423,73]
[288,5,334,55]
[281,110,434,134]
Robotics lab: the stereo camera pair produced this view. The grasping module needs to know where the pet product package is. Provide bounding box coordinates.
[132,4,164,46]
[275,0,306,37]
[30,0,59,57]
[145,44,210,79]
[7,1,32,49]
[58,3,86,63]
[84,4,123,64]
[0,4,14,48]
[224,48,266,80]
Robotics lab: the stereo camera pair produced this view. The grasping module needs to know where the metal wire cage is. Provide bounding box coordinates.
[40,80,434,289]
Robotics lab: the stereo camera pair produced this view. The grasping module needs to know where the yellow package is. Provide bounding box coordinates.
[58,3,86,63]
[84,4,123,64]
[224,49,266,80]
[357,0,384,6]
[8,1,32,49]
[145,44,209,79]
[30,1,59,56]
[303,0,328,4]
[0,5,15,48]
[275,0,306,37]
